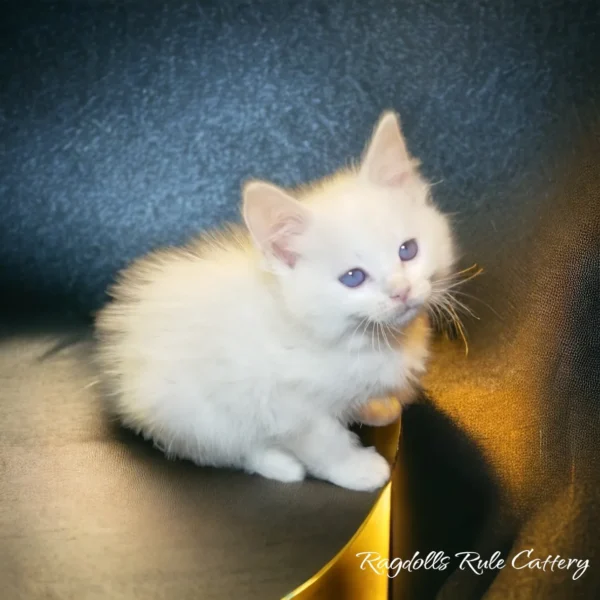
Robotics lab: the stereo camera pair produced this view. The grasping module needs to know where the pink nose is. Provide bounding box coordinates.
[390,286,411,303]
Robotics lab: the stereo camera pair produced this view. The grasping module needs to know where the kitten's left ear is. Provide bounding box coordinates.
[243,180,310,268]
[360,111,418,186]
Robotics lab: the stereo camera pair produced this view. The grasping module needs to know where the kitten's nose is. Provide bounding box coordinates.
[389,286,411,303]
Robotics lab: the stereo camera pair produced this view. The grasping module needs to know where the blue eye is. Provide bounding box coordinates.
[399,239,418,261]
[339,268,367,288]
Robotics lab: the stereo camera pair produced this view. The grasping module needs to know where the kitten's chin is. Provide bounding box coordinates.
[388,306,422,328]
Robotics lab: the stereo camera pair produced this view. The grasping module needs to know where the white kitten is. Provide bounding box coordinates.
[95,112,456,491]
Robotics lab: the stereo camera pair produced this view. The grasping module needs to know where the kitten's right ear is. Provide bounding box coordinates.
[242,181,310,268]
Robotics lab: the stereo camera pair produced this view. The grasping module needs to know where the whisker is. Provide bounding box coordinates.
[433,302,455,339]
[449,290,503,320]
[432,266,484,288]
[359,319,371,359]
[439,301,469,356]
[428,178,445,188]
[379,323,385,353]
[455,263,483,276]
[347,316,371,367]
[431,264,480,283]
[381,324,394,352]
[443,292,479,319]
[427,303,443,333]
[349,316,369,342]
[370,319,376,353]
[430,295,470,355]
[439,272,484,290]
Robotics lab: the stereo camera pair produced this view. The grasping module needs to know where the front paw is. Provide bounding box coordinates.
[327,447,390,492]
[355,396,402,426]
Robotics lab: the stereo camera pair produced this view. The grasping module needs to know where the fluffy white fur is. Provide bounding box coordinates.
[95,112,456,491]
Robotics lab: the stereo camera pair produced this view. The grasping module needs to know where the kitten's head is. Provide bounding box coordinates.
[243,111,456,339]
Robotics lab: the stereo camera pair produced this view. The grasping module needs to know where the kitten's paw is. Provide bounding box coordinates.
[246,448,306,483]
[328,448,390,492]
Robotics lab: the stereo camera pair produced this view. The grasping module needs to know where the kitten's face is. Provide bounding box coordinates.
[279,175,455,335]
[243,111,456,339]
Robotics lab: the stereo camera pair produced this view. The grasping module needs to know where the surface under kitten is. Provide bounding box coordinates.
[96,111,456,491]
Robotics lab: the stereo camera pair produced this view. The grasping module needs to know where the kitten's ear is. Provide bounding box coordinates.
[243,181,310,268]
[360,111,418,186]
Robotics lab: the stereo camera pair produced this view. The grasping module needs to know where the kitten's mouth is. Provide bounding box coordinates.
[377,304,422,328]
[390,306,420,326]
[361,301,424,331]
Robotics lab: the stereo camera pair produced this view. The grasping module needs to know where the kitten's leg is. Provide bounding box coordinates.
[353,384,417,426]
[286,418,390,491]
[245,447,306,483]
[354,396,403,426]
